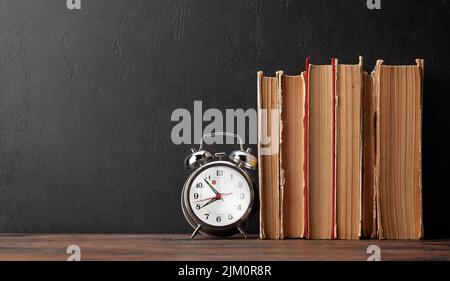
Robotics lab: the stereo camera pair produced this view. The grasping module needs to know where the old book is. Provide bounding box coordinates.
[280,72,307,238]
[362,71,377,239]
[336,58,363,240]
[373,59,424,239]
[257,71,282,239]
[307,59,337,239]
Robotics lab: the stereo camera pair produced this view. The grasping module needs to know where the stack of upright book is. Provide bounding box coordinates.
[257,57,424,240]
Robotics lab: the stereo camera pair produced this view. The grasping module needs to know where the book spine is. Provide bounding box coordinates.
[358,56,364,239]
[257,71,265,239]
[373,60,384,239]
[331,58,337,240]
[416,59,424,239]
[370,70,378,239]
[277,70,285,240]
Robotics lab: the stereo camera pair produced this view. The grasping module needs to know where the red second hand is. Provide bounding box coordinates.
[195,193,233,203]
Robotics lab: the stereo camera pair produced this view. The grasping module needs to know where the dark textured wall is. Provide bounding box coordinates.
[0,0,449,237]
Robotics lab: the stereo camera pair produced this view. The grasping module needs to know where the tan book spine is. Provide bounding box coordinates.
[371,68,379,239]
[373,59,383,239]
[416,59,425,239]
[358,57,364,239]
[258,72,281,239]
[336,57,364,240]
[308,61,335,239]
[280,73,306,239]
[374,60,423,239]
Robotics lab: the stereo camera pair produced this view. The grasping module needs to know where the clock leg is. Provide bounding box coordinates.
[190,224,202,239]
[237,226,247,239]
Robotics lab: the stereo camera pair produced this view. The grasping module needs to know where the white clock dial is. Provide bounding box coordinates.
[188,165,251,227]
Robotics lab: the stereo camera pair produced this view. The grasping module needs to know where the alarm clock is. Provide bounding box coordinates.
[181,132,257,239]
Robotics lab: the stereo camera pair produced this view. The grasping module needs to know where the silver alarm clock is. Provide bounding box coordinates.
[181,132,257,239]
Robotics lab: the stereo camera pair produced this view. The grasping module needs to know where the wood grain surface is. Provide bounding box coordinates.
[0,234,449,261]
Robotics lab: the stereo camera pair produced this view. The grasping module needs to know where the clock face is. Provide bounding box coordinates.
[188,165,251,227]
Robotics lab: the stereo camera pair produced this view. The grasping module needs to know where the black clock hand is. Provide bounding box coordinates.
[203,179,223,200]
[201,197,219,209]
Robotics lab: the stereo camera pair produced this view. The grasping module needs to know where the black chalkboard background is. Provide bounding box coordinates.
[0,0,449,238]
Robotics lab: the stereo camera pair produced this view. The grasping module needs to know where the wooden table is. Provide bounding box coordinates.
[0,234,449,261]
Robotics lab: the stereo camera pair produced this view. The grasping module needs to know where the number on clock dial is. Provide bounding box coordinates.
[189,166,251,227]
